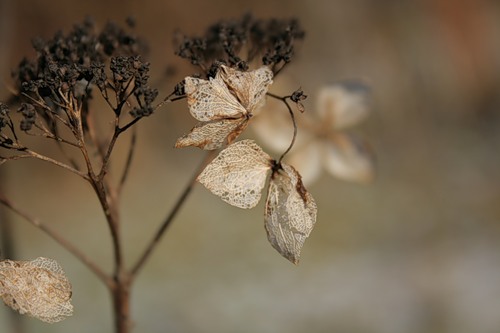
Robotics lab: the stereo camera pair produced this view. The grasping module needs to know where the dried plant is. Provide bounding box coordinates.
[0,257,73,323]
[0,14,372,333]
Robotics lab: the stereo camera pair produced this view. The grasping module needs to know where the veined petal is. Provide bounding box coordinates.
[184,76,246,121]
[0,257,73,323]
[265,164,317,264]
[219,65,273,113]
[322,133,375,183]
[175,118,249,150]
[197,140,273,209]
[316,81,371,130]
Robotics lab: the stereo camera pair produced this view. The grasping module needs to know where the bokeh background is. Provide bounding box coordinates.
[1,0,500,332]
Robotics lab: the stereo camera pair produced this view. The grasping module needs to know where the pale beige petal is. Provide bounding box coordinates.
[265,164,317,264]
[175,118,249,150]
[322,133,375,183]
[316,81,371,130]
[251,99,314,153]
[218,65,273,113]
[184,76,246,121]
[0,257,73,323]
[285,140,323,186]
[197,140,272,209]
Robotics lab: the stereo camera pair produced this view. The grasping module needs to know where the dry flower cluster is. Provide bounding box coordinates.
[0,14,373,332]
[175,62,319,263]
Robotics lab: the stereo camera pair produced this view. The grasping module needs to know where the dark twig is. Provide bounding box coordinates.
[266,93,297,164]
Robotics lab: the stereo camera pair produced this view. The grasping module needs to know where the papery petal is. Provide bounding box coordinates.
[322,133,375,183]
[0,257,73,323]
[265,164,317,264]
[316,81,371,130]
[184,76,246,121]
[175,118,249,150]
[219,65,273,113]
[285,140,323,186]
[197,140,272,209]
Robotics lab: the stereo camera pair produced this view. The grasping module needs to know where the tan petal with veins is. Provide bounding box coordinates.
[265,164,317,264]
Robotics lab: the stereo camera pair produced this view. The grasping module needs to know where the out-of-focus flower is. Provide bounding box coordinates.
[252,80,375,186]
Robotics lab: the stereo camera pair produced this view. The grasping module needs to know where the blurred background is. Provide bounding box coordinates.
[1,0,500,332]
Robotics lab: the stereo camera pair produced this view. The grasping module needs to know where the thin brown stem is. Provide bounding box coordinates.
[117,126,137,194]
[0,193,111,286]
[131,150,216,276]
[24,149,89,180]
[266,93,297,164]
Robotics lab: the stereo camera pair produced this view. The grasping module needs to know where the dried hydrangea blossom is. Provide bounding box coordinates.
[252,81,375,185]
[197,140,273,208]
[265,164,317,264]
[0,257,73,323]
[175,65,273,150]
[197,140,317,263]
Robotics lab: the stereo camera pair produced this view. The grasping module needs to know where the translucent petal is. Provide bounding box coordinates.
[265,164,317,264]
[322,133,375,183]
[285,140,323,186]
[197,140,273,209]
[251,100,314,153]
[316,81,371,130]
[219,65,273,113]
[184,76,246,121]
[175,118,249,150]
[0,257,73,323]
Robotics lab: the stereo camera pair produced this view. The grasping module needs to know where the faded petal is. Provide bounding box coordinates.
[285,140,323,186]
[251,100,313,153]
[322,133,375,183]
[265,164,317,264]
[184,76,245,121]
[316,81,371,130]
[197,140,272,209]
[219,65,273,113]
[175,118,249,150]
[0,257,73,323]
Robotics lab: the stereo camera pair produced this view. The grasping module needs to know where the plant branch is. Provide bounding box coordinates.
[118,126,137,194]
[24,149,89,180]
[0,193,112,286]
[266,93,297,164]
[131,150,216,276]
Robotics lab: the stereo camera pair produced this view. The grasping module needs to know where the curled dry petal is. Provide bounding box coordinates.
[175,117,249,150]
[178,65,273,150]
[185,76,245,121]
[197,140,273,209]
[265,164,317,264]
[0,257,73,323]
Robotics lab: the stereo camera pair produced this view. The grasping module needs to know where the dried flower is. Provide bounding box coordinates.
[197,140,317,264]
[252,81,375,185]
[0,257,73,323]
[175,65,273,150]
